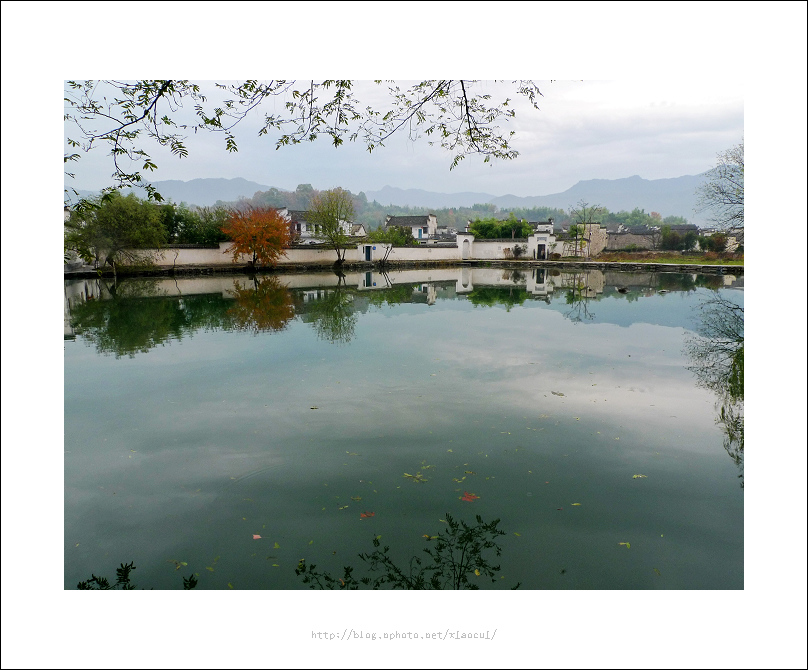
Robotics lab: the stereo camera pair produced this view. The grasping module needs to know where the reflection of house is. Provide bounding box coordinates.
[384,214,438,241]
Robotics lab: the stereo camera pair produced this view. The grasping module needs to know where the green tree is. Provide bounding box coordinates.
[64,80,543,207]
[296,513,519,590]
[64,191,167,275]
[569,200,602,256]
[177,206,230,245]
[696,139,744,232]
[308,188,355,264]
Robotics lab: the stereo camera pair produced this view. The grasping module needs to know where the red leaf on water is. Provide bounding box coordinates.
[252,534,262,539]
[460,492,479,502]
[360,511,375,519]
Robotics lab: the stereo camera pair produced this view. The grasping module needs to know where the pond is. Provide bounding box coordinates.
[64,267,743,589]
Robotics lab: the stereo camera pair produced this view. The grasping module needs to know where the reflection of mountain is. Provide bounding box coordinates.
[685,295,744,486]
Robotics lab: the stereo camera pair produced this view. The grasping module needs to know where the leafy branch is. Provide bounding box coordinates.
[295,513,520,590]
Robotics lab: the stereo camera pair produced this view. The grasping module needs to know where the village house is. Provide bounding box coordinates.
[286,209,357,244]
[384,214,438,241]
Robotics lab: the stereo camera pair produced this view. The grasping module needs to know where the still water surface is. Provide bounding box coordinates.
[64,267,743,589]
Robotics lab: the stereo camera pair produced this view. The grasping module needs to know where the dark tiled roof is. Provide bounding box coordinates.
[385,215,430,227]
[287,210,311,222]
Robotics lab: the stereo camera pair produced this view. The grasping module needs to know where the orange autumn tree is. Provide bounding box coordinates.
[222,207,292,268]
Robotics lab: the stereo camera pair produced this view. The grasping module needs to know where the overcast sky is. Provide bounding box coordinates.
[64,78,745,197]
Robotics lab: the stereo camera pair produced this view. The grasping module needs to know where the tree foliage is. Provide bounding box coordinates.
[295,513,519,590]
[77,561,197,590]
[221,206,292,267]
[696,140,744,231]
[64,80,543,206]
[227,277,295,333]
[64,190,167,273]
[469,214,533,239]
[308,188,356,263]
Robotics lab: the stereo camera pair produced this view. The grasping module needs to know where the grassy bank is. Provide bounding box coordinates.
[592,251,743,266]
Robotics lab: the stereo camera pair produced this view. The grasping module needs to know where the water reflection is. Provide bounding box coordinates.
[65,268,743,355]
[685,294,744,486]
[297,286,358,345]
[228,276,295,334]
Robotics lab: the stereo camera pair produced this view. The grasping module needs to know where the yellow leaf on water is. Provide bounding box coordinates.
[571,503,582,506]
[309,540,314,545]
[273,542,280,549]
[272,564,280,567]
[618,542,631,549]
[206,567,215,572]
[514,532,521,537]
[474,569,480,576]
[633,474,647,479]
[653,568,662,577]
[228,583,233,589]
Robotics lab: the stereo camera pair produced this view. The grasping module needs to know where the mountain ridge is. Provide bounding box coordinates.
[70,173,710,223]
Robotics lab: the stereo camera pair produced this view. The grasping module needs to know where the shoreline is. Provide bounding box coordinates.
[64,258,744,280]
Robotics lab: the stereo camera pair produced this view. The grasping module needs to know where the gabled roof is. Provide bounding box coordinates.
[287,210,310,222]
[385,215,431,228]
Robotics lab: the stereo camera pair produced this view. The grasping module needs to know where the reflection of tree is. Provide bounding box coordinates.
[300,288,358,345]
[685,294,744,486]
[227,277,295,334]
[69,279,215,357]
[563,273,595,322]
[296,513,519,590]
[467,286,528,311]
[658,273,726,292]
[367,282,417,309]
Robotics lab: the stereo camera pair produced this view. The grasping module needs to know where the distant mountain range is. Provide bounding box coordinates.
[365,174,710,224]
[72,173,710,224]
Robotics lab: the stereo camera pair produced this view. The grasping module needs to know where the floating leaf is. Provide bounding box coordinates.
[653,568,662,577]
[350,496,362,501]
[571,503,582,506]
[618,542,631,549]
[252,534,262,540]
[633,474,647,479]
[273,542,280,549]
[310,407,318,410]
[474,569,480,576]
[338,505,349,510]
[228,582,233,589]
[167,560,188,570]
[360,511,375,519]
[272,564,279,567]
[460,492,479,502]
[464,471,476,475]
[514,532,521,537]
[403,472,428,483]
[206,566,215,572]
